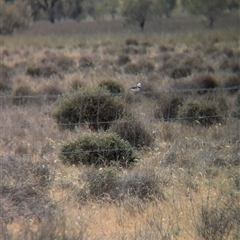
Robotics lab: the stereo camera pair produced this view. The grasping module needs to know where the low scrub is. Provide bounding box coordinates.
[0,64,12,91]
[53,87,127,130]
[116,54,131,66]
[110,118,154,147]
[60,132,136,167]
[154,94,184,121]
[196,196,239,240]
[125,38,139,46]
[26,64,58,78]
[177,99,224,126]
[12,82,34,105]
[79,56,94,69]
[99,79,124,94]
[78,166,166,201]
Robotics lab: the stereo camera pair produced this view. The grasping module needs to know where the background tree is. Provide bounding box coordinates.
[227,0,239,10]
[104,0,119,19]
[82,0,106,20]
[26,0,60,23]
[54,0,85,21]
[121,0,152,31]
[0,0,32,34]
[182,0,228,28]
[151,0,176,18]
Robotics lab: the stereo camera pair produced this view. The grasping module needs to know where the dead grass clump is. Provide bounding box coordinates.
[115,54,131,66]
[177,99,224,126]
[79,165,166,202]
[41,52,76,72]
[60,132,136,167]
[159,44,174,52]
[110,118,154,147]
[124,63,140,75]
[99,79,124,94]
[171,67,192,79]
[37,82,63,102]
[78,56,94,69]
[26,63,58,77]
[1,157,55,224]
[220,57,240,74]
[194,74,219,93]
[79,166,118,200]
[196,196,240,240]
[223,75,240,94]
[53,87,127,130]
[160,53,213,78]
[0,64,13,91]
[125,38,139,46]
[174,74,218,93]
[141,41,152,47]
[124,61,154,75]
[154,94,184,121]
[122,46,146,55]
[117,168,166,201]
[137,60,155,74]
[12,82,35,105]
[232,91,240,119]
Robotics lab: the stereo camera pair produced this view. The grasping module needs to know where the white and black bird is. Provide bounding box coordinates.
[130,82,141,92]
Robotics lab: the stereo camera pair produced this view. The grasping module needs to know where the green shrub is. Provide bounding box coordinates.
[110,118,154,147]
[99,79,124,94]
[53,87,127,130]
[59,132,136,167]
[177,99,224,126]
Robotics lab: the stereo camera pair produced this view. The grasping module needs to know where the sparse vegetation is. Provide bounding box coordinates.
[99,79,124,94]
[1,13,239,240]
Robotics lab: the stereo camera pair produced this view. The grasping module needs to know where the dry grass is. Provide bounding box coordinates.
[1,15,240,239]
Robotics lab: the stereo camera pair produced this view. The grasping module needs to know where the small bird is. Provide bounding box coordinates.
[130,82,141,92]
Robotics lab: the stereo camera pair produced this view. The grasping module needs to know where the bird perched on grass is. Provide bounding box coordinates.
[130,83,141,92]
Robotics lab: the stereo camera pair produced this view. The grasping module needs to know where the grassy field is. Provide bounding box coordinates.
[1,14,240,239]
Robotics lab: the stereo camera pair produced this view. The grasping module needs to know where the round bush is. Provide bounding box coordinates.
[177,99,224,126]
[59,132,136,167]
[110,118,154,147]
[99,79,124,94]
[52,87,127,130]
